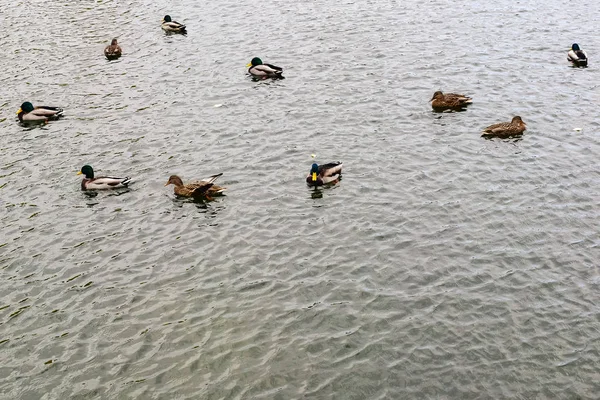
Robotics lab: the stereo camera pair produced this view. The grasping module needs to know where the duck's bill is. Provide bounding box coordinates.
[76,171,83,175]
[16,108,22,114]
[246,63,252,67]
[312,172,317,181]
[164,182,169,186]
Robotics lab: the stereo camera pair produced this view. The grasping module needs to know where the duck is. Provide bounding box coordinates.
[306,162,343,187]
[17,102,63,123]
[247,57,284,79]
[161,15,187,34]
[481,116,526,138]
[77,165,131,190]
[430,91,473,111]
[568,43,588,67]
[104,38,122,60]
[165,174,225,200]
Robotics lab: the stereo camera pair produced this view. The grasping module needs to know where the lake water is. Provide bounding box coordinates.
[1,0,599,398]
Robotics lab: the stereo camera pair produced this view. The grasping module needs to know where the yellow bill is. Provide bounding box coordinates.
[312,172,317,181]
[77,171,83,175]
[16,108,22,114]
[246,63,252,67]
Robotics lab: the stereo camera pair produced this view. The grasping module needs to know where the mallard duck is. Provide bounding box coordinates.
[104,38,122,60]
[430,91,473,111]
[481,116,527,138]
[247,57,284,78]
[161,15,186,34]
[568,43,588,67]
[17,102,63,123]
[306,162,343,187]
[165,174,225,200]
[77,165,131,190]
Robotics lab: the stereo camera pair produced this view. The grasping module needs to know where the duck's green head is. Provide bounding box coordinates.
[17,101,34,114]
[78,165,94,179]
[572,43,580,51]
[247,57,263,67]
[163,15,172,22]
[310,163,319,182]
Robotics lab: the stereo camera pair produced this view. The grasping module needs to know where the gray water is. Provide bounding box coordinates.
[1,0,599,398]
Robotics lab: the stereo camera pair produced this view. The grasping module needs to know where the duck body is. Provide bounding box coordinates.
[78,165,131,190]
[568,43,588,67]
[165,174,225,200]
[306,162,343,187]
[162,15,186,34]
[104,38,122,60]
[481,116,526,138]
[17,102,63,123]
[247,57,284,79]
[430,91,473,111]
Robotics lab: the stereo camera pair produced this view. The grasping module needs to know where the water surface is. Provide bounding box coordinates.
[1,0,599,398]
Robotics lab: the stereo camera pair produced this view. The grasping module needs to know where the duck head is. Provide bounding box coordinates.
[17,101,34,115]
[111,38,118,46]
[165,175,184,187]
[572,43,581,51]
[247,57,263,67]
[78,165,94,179]
[163,15,172,23]
[310,163,319,182]
[430,91,444,101]
[511,116,525,126]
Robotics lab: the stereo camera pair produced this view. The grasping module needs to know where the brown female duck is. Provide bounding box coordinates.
[104,38,122,60]
[165,174,225,200]
[430,91,473,111]
[481,116,527,138]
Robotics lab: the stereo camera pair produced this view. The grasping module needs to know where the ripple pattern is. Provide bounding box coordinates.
[1,0,600,398]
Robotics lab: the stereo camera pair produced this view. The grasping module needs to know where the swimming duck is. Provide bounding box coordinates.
[161,15,186,34]
[481,116,526,138]
[247,57,284,78]
[568,43,588,67]
[104,38,122,60]
[17,102,63,123]
[306,162,343,187]
[78,165,131,190]
[430,91,473,111]
[165,174,225,200]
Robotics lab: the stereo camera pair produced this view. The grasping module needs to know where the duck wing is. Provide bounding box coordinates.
[249,64,282,76]
[84,176,131,190]
[33,106,63,117]
[264,63,283,72]
[104,45,122,57]
[163,21,186,31]
[319,162,343,183]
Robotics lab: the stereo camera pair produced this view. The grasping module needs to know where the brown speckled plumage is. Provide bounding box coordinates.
[482,116,527,138]
[430,91,473,111]
[104,38,122,60]
[165,174,225,200]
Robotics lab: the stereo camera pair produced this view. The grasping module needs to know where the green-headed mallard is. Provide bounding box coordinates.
[481,116,526,138]
[165,174,225,200]
[430,91,473,111]
[17,102,63,123]
[78,165,131,190]
[247,57,284,79]
[568,43,588,67]
[104,38,122,60]
[306,162,343,187]
[161,15,186,34]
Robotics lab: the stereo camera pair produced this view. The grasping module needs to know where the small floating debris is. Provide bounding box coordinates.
[213,104,223,108]
[573,128,582,132]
